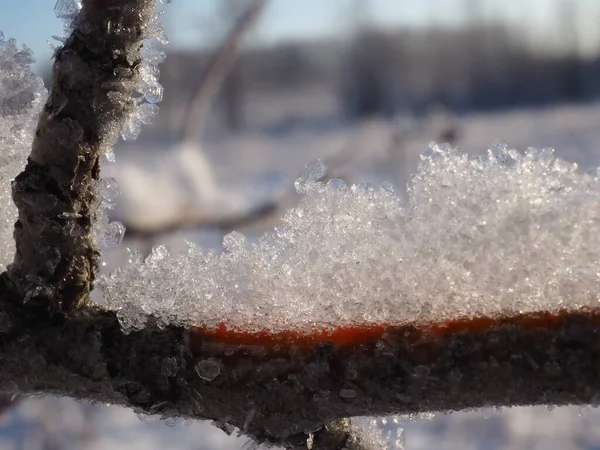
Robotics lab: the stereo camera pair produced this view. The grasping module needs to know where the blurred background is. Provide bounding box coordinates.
[4,0,600,448]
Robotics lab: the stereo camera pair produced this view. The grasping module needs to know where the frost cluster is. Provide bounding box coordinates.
[101,144,600,334]
[54,0,166,146]
[350,417,404,449]
[59,0,169,250]
[0,32,46,270]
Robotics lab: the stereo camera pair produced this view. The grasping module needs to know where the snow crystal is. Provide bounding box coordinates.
[104,149,116,164]
[103,222,127,248]
[0,34,47,270]
[195,359,221,381]
[94,172,126,249]
[92,1,169,251]
[54,0,82,20]
[294,158,327,194]
[98,177,120,203]
[163,416,178,427]
[117,57,165,142]
[100,143,600,334]
[350,417,404,449]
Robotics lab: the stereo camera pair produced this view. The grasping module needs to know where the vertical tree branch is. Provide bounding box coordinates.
[6,0,156,316]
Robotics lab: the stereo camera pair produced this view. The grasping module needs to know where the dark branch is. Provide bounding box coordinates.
[0,277,598,449]
[6,0,155,316]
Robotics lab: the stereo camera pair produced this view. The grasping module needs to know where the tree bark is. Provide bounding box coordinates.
[0,279,599,449]
[6,0,156,317]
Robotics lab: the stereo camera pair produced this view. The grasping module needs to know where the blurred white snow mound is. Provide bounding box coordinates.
[100,143,600,334]
[107,141,250,231]
[0,35,46,270]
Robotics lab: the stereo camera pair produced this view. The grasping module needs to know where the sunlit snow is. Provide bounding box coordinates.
[100,143,600,334]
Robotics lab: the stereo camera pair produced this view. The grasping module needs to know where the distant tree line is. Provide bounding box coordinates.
[63,8,596,135]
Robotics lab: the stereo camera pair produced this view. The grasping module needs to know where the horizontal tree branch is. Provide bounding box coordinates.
[1,276,598,448]
[122,200,280,238]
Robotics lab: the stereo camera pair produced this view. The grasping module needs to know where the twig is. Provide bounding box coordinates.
[122,199,280,239]
[119,144,361,239]
[6,0,156,316]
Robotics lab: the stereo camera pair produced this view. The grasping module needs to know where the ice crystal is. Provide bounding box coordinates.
[100,143,600,335]
[88,1,169,249]
[98,177,120,203]
[294,159,327,194]
[0,34,47,270]
[195,359,221,381]
[54,0,82,20]
[52,0,168,152]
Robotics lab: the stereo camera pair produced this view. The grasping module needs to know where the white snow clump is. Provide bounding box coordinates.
[100,144,600,334]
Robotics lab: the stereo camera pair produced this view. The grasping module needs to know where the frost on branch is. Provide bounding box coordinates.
[101,144,600,334]
[0,34,46,271]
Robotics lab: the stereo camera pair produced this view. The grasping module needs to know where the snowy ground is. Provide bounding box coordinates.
[6,100,600,449]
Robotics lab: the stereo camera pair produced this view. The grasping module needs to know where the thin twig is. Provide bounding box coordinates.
[179,0,268,145]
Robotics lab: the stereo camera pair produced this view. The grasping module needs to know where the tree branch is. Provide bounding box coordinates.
[6,0,156,316]
[0,277,598,448]
[179,0,268,144]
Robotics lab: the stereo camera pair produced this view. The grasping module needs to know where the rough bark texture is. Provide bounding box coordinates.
[0,277,599,449]
[6,0,155,317]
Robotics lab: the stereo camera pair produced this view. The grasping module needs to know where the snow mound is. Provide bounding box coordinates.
[99,143,600,334]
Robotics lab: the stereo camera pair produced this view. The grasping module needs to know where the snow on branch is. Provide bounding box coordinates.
[0,289,598,448]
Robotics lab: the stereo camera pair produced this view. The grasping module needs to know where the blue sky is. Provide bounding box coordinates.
[1,0,598,71]
[1,0,423,69]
